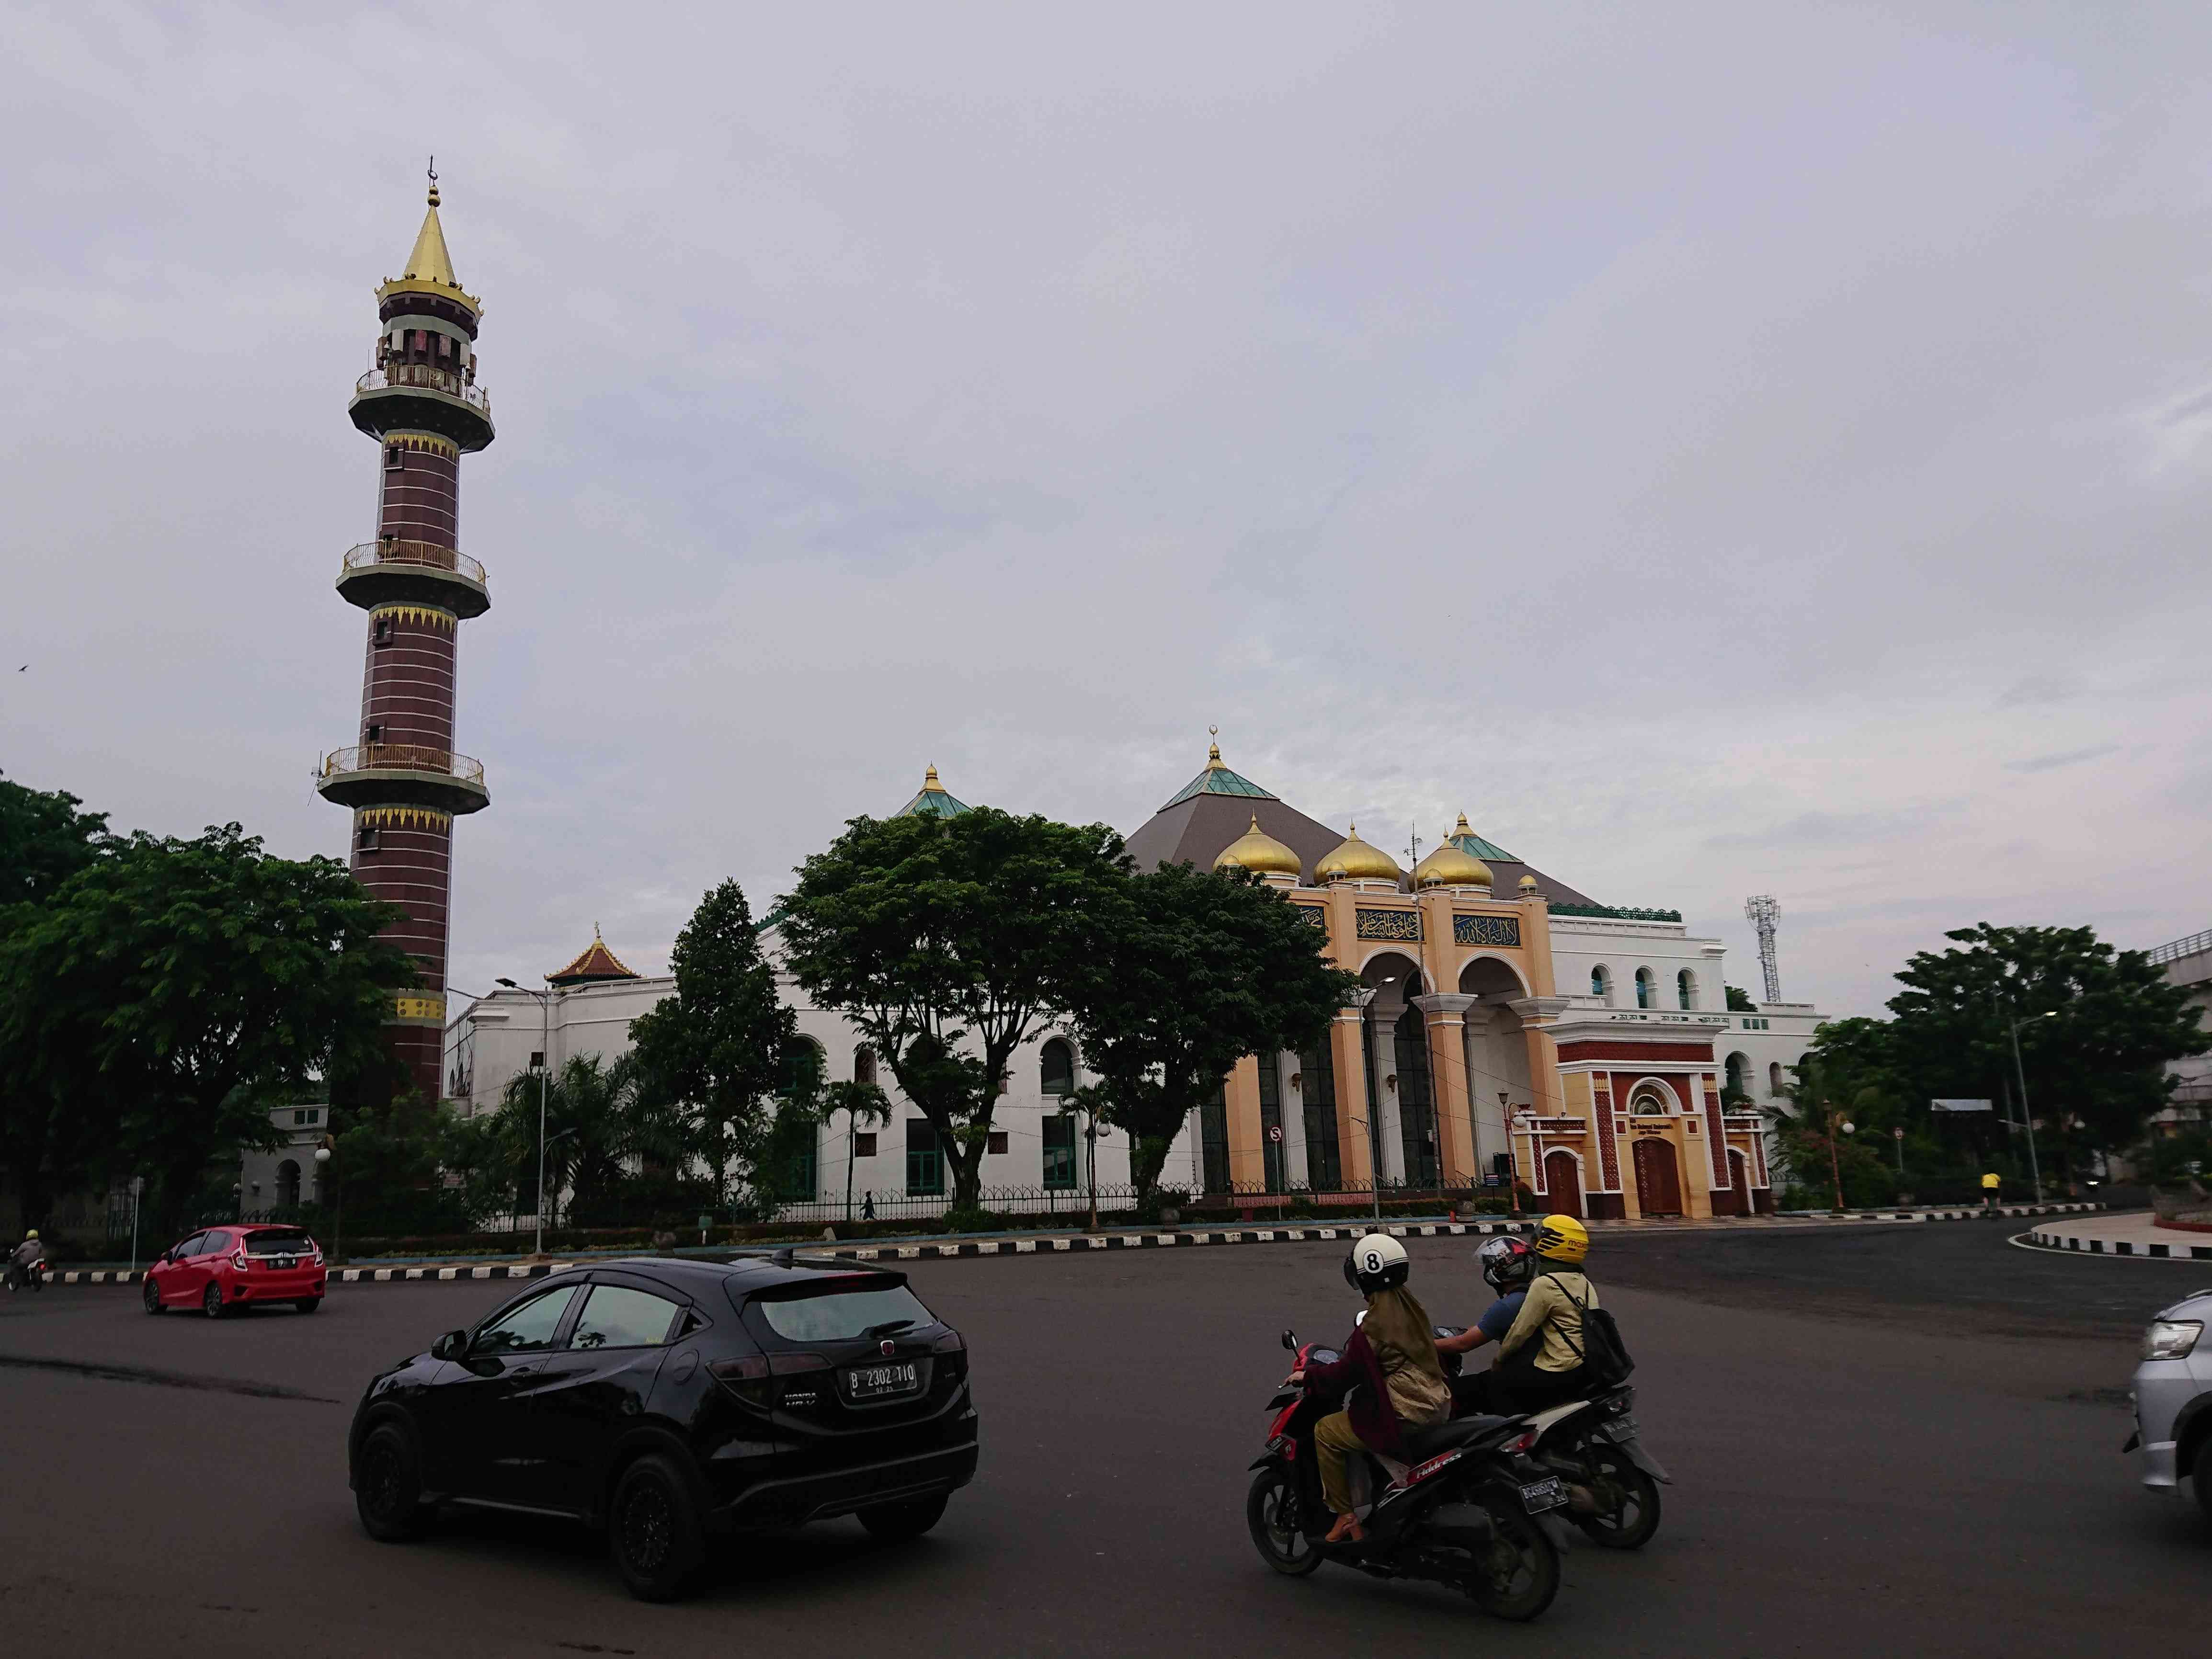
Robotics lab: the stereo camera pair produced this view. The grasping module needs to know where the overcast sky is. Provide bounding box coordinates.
[5,2,2210,1017]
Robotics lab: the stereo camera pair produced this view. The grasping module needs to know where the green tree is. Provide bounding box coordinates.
[0,773,110,908]
[1062,862,1356,1200]
[628,880,796,1209]
[0,824,410,1234]
[1725,984,1756,1012]
[777,807,1130,1211]
[328,1089,472,1236]
[484,1053,645,1227]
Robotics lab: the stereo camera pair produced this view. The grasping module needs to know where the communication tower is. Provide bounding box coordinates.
[1745,895,1782,1004]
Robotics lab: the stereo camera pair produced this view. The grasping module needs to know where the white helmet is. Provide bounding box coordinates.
[1344,1232,1410,1295]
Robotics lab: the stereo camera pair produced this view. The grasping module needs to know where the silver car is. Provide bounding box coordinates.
[2129,1286,2212,1518]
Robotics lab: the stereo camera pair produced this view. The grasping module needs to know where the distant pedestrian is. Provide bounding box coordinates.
[1981,1171,2001,1209]
[863,1191,876,1222]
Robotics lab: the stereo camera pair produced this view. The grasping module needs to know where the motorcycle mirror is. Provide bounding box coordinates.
[1280,1329,1296,1351]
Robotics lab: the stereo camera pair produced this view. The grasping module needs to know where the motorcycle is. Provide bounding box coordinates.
[1523,1384,1668,1548]
[1246,1326,1574,1621]
[4,1256,47,1294]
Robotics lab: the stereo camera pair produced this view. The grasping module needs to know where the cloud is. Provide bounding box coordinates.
[2004,744,2121,773]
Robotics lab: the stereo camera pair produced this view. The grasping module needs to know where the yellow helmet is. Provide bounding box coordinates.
[23,1228,37,1241]
[1534,1213,1589,1265]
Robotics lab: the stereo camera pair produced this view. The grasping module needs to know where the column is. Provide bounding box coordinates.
[1275,1052,1310,1188]
[1224,1054,1266,1191]
[1370,1019,1404,1184]
[1329,1012,1374,1190]
[1414,992,1479,1188]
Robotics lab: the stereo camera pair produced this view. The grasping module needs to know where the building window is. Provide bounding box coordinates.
[1257,1054,1286,1195]
[987,1131,1008,1156]
[1200,1087,1231,1194]
[1768,1061,1785,1094]
[854,1045,877,1087]
[1724,1053,1748,1096]
[385,444,403,471]
[905,1119,943,1196]
[1042,1114,1078,1190]
[356,825,380,853]
[1299,1042,1341,1192]
[373,616,393,646]
[854,1132,878,1159]
[1677,969,1696,1010]
[276,1159,301,1209]
[1591,966,1612,1004]
[528,1050,545,1072]
[1635,968,1655,1009]
[1041,1037,1074,1097]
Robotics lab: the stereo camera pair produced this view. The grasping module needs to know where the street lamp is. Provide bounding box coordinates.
[1823,1105,1856,1215]
[496,976,555,1257]
[1351,984,1384,1220]
[2003,1006,2057,1204]
[314,1138,339,1263]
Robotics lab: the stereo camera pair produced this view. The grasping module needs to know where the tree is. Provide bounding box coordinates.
[485,1053,644,1227]
[0,773,110,908]
[1062,862,1357,1200]
[0,824,409,1234]
[627,880,795,1210]
[777,807,1130,1210]
[1725,984,1756,1012]
[1886,924,2203,1177]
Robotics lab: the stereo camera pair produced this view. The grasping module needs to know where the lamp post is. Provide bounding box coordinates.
[127,1175,144,1275]
[2003,1006,2056,1204]
[1500,1092,1520,1219]
[1351,985,1383,1220]
[497,977,554,1256]
[1823,1104,1856,1215]
[314,1138,339,1264]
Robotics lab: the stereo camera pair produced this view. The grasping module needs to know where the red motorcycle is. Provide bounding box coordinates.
[1246,1326,1571,1621]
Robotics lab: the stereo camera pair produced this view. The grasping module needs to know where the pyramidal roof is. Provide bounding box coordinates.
[404,191,460,287]
[894,764,969,819]
[1160,740,1277,809]
[547,926,640,987]
[1444,814,1516,864]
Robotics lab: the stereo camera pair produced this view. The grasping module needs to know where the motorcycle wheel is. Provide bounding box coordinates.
[1466,1483,1561,1622]
[1246,1466,1324,1577]
[1573,1446,1661,1550]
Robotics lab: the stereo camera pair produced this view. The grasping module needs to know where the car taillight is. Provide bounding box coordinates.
[708,1355,772,1406]
[230,1249,250,1272]
[932,1329,968,1382]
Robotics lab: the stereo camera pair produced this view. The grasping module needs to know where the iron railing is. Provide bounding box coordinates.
[320,744,485,784]
[342,539,487,588]
[356,365,492,416]
[2149,928,2212,964]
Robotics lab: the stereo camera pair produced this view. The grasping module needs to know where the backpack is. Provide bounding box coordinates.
[1544,1271,1634,1389]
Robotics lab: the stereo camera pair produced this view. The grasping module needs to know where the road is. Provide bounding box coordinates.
[0,1222,2204,1657]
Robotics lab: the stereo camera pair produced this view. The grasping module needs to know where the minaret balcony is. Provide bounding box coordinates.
[337,540,490,618]
[317,744,490,816]
[350,365,495,451]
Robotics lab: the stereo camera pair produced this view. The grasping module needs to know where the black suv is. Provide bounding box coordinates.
[346,1255,978,1598]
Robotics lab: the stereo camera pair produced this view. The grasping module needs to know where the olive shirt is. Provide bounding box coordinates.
[1496,1270,1597,1374]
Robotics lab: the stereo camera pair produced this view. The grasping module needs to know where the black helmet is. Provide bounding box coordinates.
[1342,1233,1411,1296]
[1476,1235,1535,1294]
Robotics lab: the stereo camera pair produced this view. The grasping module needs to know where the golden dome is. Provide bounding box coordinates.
[1414,843,1492,889]
[1518,874,1540,893]
[1215,815,1301,878]
[1315,824,1402,885]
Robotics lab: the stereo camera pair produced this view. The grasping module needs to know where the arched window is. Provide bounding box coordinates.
[276,1159,301,1210]
[1635,968,1655,1009]
[1627,1083,1673,1117]
[1676,969,1695,1010]
[1040,1037,1075,1097]
[1768,1061,1785,1094]
[1724,1053,1749,1097]
[853,1045,878,1087]
[1591,966,1612,1004]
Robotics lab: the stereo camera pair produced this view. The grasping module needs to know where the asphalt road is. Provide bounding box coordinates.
[1,1223,2206,1658]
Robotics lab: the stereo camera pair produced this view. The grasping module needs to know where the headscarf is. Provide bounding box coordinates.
[1362,1284,1444,1384]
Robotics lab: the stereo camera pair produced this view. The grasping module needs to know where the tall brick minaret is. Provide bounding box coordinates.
[317,168,494,1105]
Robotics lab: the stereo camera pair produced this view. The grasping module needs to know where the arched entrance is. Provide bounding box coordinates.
[1726,1148,1753,1214]
[1359,952,1425,1189]
[1542,1149,1583,1218]
[1632,1137,1683,1217]
[1459,956,1532,1183]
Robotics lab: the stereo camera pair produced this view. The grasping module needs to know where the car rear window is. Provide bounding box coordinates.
[750,1282,936,1343]
[242,1229,313,1255]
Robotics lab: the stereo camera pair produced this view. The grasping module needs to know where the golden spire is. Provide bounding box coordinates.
[1207,724,1223,768]
[923,764,944,793]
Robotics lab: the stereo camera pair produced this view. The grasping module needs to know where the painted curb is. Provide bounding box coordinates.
[2022,1225,2212,1261]
[34,1201,2107,1286]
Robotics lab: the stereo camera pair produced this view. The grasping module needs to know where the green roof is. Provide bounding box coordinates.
[894,766,969,818]
[1447,825,1516,863]
[1160,744,1277,810]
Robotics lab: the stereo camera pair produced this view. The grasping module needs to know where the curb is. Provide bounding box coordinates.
[2021,1225,2212,1261]
[33,1201,2109,1286]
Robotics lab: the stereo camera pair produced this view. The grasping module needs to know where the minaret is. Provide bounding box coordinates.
[317,168,495,1105]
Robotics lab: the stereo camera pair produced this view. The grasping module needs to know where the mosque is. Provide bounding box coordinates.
[446,746,1825,1221]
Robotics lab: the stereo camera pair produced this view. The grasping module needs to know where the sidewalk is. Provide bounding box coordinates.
[40,1200,2108,1285]
[2022,1210,2212,1261]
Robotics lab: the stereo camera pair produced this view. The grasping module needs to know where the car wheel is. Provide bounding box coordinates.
[355,1422,432,1542]
[608,1453,705,1601]
[858,1492,949,1544]
[2194,1436,2212,1526]
[295,1297,322,1315]
[202,1284,226,1319]
[143,1278,165,1315]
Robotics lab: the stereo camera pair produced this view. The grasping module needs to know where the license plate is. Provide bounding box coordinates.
[274,1257,296,1270]
[1603,1415,1639,1441]
[1518,1477,1567,1513]
[847,1361,920,1399]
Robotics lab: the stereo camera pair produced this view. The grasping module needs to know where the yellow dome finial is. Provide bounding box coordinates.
[427,154,440,208]
[1215,814,1300,879]
[1207,724,1222,767]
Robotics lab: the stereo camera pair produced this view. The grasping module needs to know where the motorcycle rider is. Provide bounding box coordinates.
[1488,1214,1600,1414]
[9,1228,46,1289]
[1289,1233,1453,1545]
[1439,1235,1536,1412]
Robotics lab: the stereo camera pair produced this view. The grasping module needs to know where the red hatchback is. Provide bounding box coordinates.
[143,1225,327,1318]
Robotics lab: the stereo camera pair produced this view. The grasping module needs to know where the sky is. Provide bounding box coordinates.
[4,1,2211,1018]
